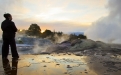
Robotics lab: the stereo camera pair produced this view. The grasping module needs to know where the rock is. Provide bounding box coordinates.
[43,65,47,67]
[96,41,110,49]
[70,39,96,51]
[67,65,72,68]
[56,64,60,65]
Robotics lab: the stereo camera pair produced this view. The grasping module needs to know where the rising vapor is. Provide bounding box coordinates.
[85,0,121,44]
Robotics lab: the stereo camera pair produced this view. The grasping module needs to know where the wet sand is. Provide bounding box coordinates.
[0,53,121,75]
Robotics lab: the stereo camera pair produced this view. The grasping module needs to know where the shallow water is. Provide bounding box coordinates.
[0,53,121,75]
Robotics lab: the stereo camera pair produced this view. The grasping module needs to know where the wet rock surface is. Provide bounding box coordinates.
[0,52,120,75]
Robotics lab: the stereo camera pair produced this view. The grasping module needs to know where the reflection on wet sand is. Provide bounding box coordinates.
[2,58,18,75]
[0,53,121,75]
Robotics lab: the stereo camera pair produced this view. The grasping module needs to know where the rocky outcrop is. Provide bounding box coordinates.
[46,39,112,53]
[70,39,96,51]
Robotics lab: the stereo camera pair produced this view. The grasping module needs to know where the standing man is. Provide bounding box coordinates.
[1,13,19,59]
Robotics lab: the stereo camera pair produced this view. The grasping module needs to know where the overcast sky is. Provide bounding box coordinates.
[0,0,108,32]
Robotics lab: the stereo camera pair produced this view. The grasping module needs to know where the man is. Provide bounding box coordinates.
[1,13,19,59]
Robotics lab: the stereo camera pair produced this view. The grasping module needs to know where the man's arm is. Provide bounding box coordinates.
[11,22,17,32]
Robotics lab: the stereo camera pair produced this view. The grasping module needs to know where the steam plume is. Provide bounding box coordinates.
[85,0,121,44]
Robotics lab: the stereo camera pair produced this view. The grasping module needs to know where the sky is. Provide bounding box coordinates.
[0,0,108,32]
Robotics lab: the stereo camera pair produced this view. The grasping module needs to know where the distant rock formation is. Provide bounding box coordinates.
[46,39,112,53]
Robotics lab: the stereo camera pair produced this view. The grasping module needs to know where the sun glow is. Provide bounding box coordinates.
[41,30,44,33]
[19,29,23,31]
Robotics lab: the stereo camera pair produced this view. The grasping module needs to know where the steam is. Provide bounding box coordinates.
[85,0,121,44]
[32,34,70,54]
[53,34,69,43]
[32,39,53,54]
[33,41,49,53]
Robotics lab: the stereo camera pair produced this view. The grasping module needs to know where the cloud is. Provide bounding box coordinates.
[0,0,107,22]
[85,0,121,44]
[0,0,107,33]
[0,0,29,20]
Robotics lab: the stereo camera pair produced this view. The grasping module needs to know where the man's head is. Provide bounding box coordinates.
[3,13,12,20]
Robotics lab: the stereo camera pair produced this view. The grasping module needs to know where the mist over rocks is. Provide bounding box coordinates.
[46,41,71,53]
[0,37,121,55]
[17,37,53,45]
[45,39,119,53]
[8,37,54,54]
[15,36,121,54]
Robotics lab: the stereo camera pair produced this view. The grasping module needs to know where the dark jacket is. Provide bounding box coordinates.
[1,19,17,38]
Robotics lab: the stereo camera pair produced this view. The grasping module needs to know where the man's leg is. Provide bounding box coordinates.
[9,38,19,58]
[2,38,9,58]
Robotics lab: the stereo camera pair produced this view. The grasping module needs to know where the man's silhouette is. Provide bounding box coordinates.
[1,13,19,59]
